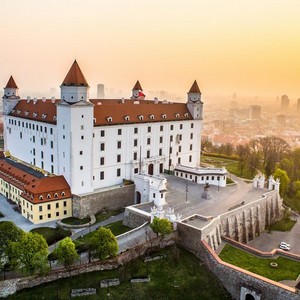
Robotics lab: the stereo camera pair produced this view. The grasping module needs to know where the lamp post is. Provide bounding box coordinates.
[185,184,188,203]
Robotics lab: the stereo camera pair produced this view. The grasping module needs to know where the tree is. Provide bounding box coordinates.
[235,144,250,176]
[274,168,290,197]
[11,232,49,275]
[150,217,173,237]
[0,221,24,270]
[90,227,118,261]
[53,237,79,268]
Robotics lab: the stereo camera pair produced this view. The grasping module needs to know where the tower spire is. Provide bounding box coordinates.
[5,76,18,89]
[61,60,89,87]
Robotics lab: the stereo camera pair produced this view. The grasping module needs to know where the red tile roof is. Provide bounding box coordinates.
[189,80,201,94]
[9,99,193,126]
[132,80,143,91]
[5,76,18,89]
[0,158,71,204]
[61,60,89,87]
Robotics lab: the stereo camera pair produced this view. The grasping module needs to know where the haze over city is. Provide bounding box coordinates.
[1,0,300,101]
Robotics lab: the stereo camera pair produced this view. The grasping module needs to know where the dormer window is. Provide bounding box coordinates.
[149,114,154,120]
[33,113,38,118]
[174,113,180,118]
[25,111,29,116]
[124,115,130,121]
[184,113,189,118]
[42,114,47,119]
[61,191,65,196]
[17,110,21,114]
[53,116,57,121]
[138,115,144,121]
[161,114,167,119]
[11,109,15,113]
[106,117,112,123]
[47,194,51,199]
[93,118,96,123]
[54,193,58,198]
[39,195,43,200]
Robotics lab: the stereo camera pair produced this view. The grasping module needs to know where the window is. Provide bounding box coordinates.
[50,141,53,149]
[191,123,194,128]
[50,128,53,134]
[179,146,181,152]
[48,213,51,219]
[51,154,53,162]
[117,168,121,177]
[160,125,163,131]
[170,147,172,154]
[19,132,22,139]
[100,157,105,165]
[189,155,192,162]
[39,206,42,212]
[134,168,139,174]
[33,148,35,156]
[159,136,163,143]
[134,127,138,134]
[180,124,183,129]
[33,136,35,143]
[100,130,105,137]
[64,210,67,215]
[118,128,122,135]
[147,138,151,145]
[81,115,84,118]
[39,215,43,220]
[178,157,181,164]
[81,125,84,130]
[117,141,121,149]
[190,144,193,151]
[153,193,156,198]
[51,165,54,173]
[100,143,105,151]
[147,126,151,133]
[190,133,193,139]
[80,151,83,155]
[56,203,59,208]
[41,161,44,169]
[100,171,104,180]
[170,125,174,130]
[81,136,84,140]
[133,152,138,160]
[117,154,121,163]
[47,204,51,210]
[56,212,59,217]
[147,150,150,158]
[63,135,65,139]
[159,148,162,156]
[134,139,138,147]
[80,166,83,170]
[170,135,173,142]
[63,201,67,207]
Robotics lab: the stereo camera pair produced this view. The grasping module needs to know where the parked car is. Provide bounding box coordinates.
[279,241,290,248]
[279,244,290,251]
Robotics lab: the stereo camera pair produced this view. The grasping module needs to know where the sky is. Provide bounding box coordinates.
[1,0,300,102]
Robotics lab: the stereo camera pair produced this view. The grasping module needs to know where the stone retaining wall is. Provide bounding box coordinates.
[123,206,151,228]
[72,185,135,218]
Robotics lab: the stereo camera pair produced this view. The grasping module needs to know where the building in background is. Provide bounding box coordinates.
[249,105,261,120]
[97,84,105,99]
[281,94,289,113]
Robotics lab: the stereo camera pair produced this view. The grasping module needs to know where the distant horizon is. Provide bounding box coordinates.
[1,1,300,101]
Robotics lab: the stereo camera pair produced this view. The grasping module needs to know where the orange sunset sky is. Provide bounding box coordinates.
[0,0,300,101]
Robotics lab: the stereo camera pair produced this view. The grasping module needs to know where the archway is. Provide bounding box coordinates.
[245,294,255,300]
[148,164,154,175]
[159,163,163,173]
[136,191,141,204]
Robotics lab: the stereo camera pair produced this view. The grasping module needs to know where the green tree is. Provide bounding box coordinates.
[12,232,49,275]
[150,217,173,237]
[274,168,290,197]
[53,237,79,268]
[90,227,118,261]
[0,221,24,270]
[235,144,250,176]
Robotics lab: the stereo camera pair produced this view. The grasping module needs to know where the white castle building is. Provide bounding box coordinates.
[1,60,226,223]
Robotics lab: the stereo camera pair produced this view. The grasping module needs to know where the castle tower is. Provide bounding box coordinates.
[3,76,20,115]
[187,80,203,120]
[131,80,145,99]
[57,61,94,195]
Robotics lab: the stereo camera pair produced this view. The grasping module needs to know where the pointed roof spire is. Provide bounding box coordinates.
[61,60,89,87]
[5,76,18,89]
[132,80,143,91]
[189,80,201,94]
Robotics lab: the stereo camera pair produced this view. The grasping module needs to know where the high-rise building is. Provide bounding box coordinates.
[97,84,105,99]
[249,105,261,120]
[297,98,300,114]
[281,95,289,112]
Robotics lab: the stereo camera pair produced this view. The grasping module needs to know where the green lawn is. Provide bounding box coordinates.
[74,221,131,252]
[61,216,91,225]
[30,227,72,245]
[219,244,300,282]
[201,155,255,180]
[7,247,231,300]
[95,208,124,223]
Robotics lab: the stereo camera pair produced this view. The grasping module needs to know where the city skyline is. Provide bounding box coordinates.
[1,1,300,100]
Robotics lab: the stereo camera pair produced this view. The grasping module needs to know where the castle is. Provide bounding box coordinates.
[1,60,226,223]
